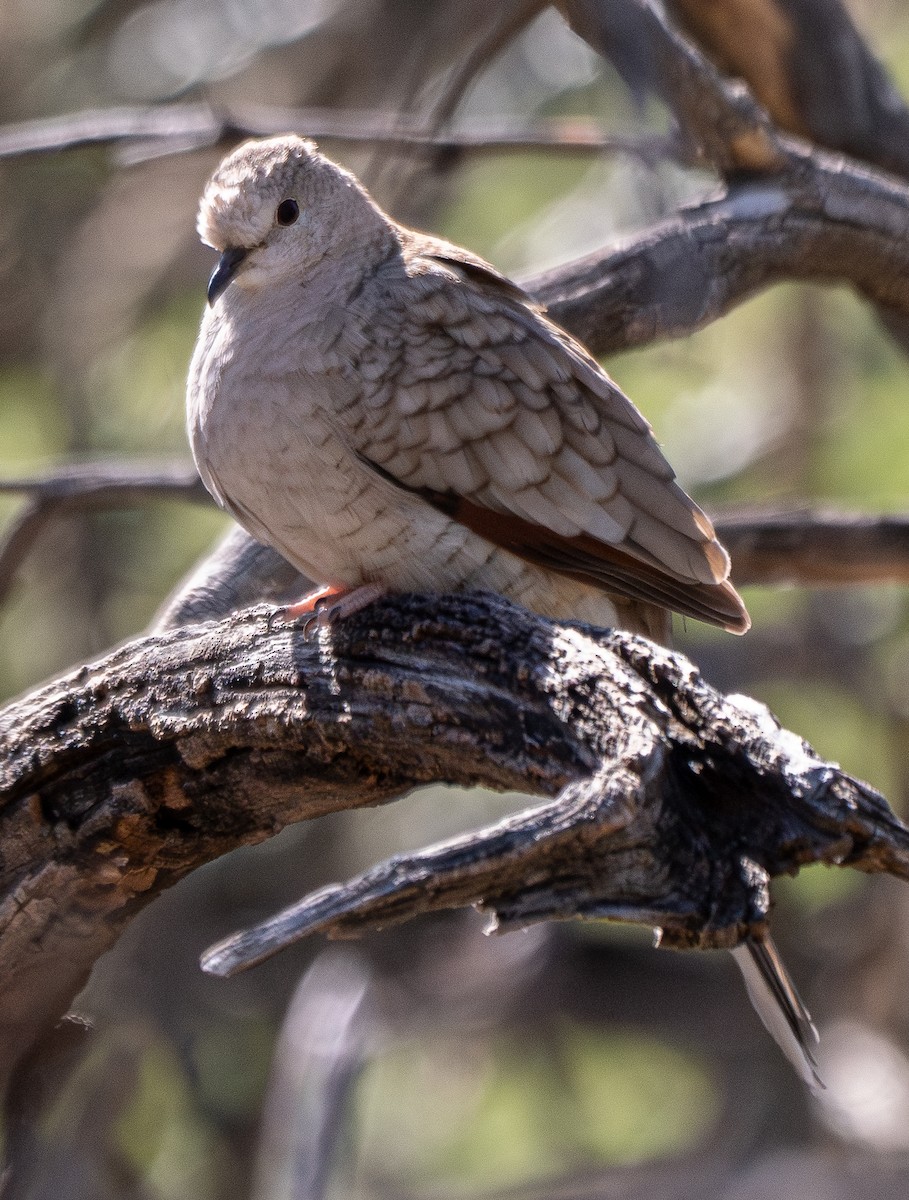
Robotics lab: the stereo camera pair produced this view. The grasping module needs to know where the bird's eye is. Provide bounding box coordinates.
[276,198,300,226]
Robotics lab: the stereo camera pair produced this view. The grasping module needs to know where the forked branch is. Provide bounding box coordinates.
[1,593,907,1087]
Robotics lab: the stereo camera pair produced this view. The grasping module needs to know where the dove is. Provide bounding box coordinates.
[187,134,749,642]
[187,134,820,1087]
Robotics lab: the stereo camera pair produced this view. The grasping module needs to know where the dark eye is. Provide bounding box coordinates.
[276,198,300,226]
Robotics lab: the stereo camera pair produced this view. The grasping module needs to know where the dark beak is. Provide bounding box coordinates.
[207,246,248,305]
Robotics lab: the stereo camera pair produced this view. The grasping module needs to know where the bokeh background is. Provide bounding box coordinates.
[3,1,909,1196]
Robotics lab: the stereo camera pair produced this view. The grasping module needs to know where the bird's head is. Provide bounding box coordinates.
[198,135,385,305]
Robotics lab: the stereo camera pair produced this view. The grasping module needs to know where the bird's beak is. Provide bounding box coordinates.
[207,246,248,305]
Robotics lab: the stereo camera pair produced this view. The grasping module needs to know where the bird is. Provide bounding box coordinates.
[186,133,819,1087]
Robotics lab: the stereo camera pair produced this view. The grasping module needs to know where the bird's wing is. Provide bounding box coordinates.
[339,234,749,632]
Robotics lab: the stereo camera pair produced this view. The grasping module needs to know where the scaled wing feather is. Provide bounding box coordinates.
[341,232,749,633]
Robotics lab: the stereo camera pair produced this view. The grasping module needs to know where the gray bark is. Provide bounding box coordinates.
[1,592,907,1088]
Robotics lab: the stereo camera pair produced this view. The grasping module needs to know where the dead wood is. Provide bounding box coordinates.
[1,592,906,1087]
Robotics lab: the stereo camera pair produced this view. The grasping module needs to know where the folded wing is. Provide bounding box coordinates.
[339,232,749,633]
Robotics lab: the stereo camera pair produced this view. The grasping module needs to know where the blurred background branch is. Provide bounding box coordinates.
[0,105,682,166]
[0,460,205,605]
[7,479,909,614]
[558,0,790,173]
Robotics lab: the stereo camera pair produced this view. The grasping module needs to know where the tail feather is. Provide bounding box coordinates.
[731,937,823,1090]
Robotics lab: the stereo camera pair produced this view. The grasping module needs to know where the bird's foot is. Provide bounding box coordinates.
[277,582,387,636]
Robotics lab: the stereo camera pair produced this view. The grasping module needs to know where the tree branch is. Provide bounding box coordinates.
[153,503,909,642]
[554,0,909,359]
[714,509,909,587]
[5,81,909,367]
[0,461,207,605]
[558,0,789,174]
[669,0,909,182]
[1,593,907,1084]
[532,148,909,353]
[0,104,679,167]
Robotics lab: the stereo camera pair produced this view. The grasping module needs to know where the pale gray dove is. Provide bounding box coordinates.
[187,134,820,1088]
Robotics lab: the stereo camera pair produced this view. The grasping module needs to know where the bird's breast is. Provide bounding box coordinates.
[186,311,410,583]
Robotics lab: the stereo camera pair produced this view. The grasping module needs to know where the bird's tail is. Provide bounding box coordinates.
[730,937,823,1090]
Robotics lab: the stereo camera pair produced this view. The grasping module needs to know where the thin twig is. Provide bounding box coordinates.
[426,1,548,137]
[0,461,208,604]
[369,0,549,203]
[0,103,681,168]
[0,460,204,499]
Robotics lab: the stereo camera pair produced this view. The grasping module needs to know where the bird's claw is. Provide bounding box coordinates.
[274,583,387,638]
[300,595,341,637]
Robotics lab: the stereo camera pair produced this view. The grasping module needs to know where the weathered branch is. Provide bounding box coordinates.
[532,149,909,353]
[1,593,907,1084]
[554,0,909,359]
[562,0,909,186]
[201,614,909,976]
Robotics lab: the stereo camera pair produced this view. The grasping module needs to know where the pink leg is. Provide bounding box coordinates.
[280,584,341,622]
[278,582,387,633]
